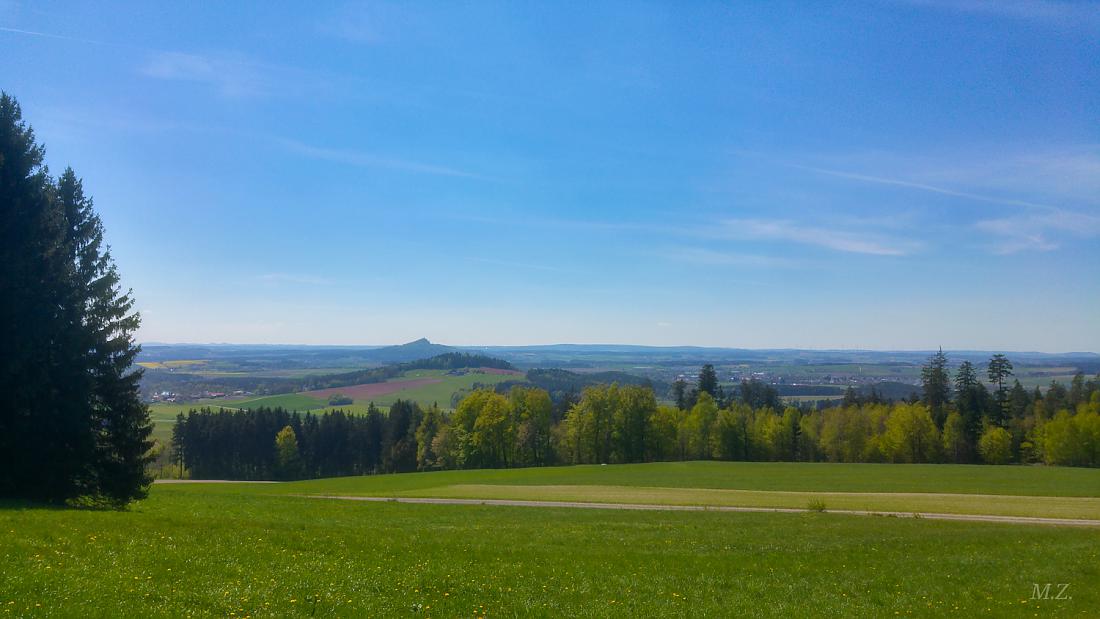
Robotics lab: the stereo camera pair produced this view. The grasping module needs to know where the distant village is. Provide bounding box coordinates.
[149,389,253,403]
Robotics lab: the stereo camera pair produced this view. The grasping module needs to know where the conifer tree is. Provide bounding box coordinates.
[987,354,1014,426]
[59,168,152,503]
[672,379,688,410]
[952,360,987,458]
[920,348,951,428]
[698,364,719,399]
[0,93,152,505]
[0,92,86,501]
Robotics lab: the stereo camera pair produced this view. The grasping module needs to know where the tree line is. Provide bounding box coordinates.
[912,350,1100,465]
[171,358,1100,480]
[172,401,422,480]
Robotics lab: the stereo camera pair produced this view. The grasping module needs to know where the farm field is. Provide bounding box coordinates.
[3,462,1099,617]
[304,377,444,402]
[146,369,523,441]
[136,360,206,370]
[340,369,521,409]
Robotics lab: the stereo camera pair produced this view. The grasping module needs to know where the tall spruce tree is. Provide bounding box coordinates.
[952,360,986,460]
[0,93,152,505]
[0,92,82,500]
[698,364,719,399]
[954,360,977,393]
[1008,379,1030,420]
[672,378,688,411]
[59,168,152,503]
[987,354,1014,426]
[920,348,951,428]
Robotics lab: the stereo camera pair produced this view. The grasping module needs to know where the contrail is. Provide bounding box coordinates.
[786,162,1061,212]
[0,25,157,52]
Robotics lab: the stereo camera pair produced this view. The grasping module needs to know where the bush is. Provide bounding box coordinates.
[978,425,1013,465]
[328,393,354,406]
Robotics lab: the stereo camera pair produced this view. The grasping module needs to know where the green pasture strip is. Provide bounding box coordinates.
[1,486,1097,617]
[277,461,1100,498]
[227,393,326,411]
[396,484,1100,520]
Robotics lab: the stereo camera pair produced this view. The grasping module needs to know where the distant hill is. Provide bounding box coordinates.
[367,338,456,364]
[137,338,456,367]
[465,344,1100,367]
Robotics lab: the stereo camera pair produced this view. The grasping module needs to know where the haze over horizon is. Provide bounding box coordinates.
[138,337,1098,356]
[3,1,1098,351]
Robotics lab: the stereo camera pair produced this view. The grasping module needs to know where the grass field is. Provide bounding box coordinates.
[227,393,327,410]
[280,461,1100,498]
[147,402,214,442]
[2,462,1099,617]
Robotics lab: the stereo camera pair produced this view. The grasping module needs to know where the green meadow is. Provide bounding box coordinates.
[3,462,1099,617]
[232,393,328,411]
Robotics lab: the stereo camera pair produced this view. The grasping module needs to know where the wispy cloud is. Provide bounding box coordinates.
[757,148,1100,254]
[714,219,920,256]
[259,273,334,286]
[140,51,274,98]
[922,147,1100,207]
[276,137,494,180]
[3,26,336,100]
[467,257,568,273]
[451,212,666,234]
[656,247,799,267]
[976,210,1100,254]
[316,2,386,43]
[0,25,122,47]
[789,162,1059,211]
[457,212,916,257]
[900,0,1100,30]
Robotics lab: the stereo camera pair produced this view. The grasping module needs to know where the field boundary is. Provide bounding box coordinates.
[155,479,280,484]
[302,494,1100,527]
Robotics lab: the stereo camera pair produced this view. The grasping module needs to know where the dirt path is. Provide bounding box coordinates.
[303,494,1100,527]
[154,479,280,484]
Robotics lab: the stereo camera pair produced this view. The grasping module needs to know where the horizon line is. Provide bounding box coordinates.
[137,341,1100,356]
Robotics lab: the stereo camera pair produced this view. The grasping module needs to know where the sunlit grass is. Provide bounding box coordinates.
[274,461,1100,498]
[2,485,1098,617]
[392,483,1100,520]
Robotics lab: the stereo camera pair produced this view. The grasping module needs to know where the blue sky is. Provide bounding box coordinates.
[2,1,1098,350]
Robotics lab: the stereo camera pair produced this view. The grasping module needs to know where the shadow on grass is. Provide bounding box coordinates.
[0,496,139,512]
